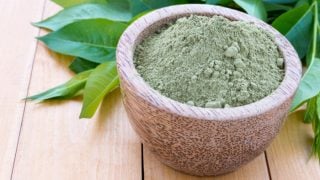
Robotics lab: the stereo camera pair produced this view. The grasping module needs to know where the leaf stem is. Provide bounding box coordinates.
[310,0,318,65]
[310,0,320,159]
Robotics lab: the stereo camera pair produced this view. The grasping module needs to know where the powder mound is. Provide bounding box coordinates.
[134,15,284,108]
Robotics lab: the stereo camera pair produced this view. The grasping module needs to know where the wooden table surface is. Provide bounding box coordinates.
[1,0,320,179]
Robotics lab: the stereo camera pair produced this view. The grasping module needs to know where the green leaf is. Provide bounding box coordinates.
[317,94,320,120]
[272,4,310,33]
[312,93,320,158]
[285,8,313,58]
[38,19,127,63]
[130,0,151,16]
[188,0,206,3]
[304,97,317,123]
[34,3,131,31]
[142,0,188,8]
[129,10,153,24]
[80,61,119,118]
[264,2,292,11]
[51,0,106,7]
[27,70,92,101]
[263,0,297,3]
[306,4,320,65]
[107,0,151,16]
[206,0,232,5]
[69,57,99,74]
[234,0,267,21]
[272,4,313,58]
[290,58,320,111]
[295,0,310,7]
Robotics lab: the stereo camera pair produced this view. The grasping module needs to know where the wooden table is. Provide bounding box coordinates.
[1,0,320,179]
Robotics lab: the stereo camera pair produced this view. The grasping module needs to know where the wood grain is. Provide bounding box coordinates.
[266,110,320,179]
[11,1,141,180]
[1,1,318,179]
[144,147,270,180]
[0,0,46,179]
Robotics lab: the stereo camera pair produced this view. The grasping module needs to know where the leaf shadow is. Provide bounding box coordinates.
[293,109,314,148]
[41,43,74,72]
[27,95,83,107]
[94,88,122,133]
[265,109,317,164]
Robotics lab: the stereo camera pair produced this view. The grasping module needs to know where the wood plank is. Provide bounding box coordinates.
[266,110,320,179]
[12,1,141,180]
[0,0,46,179]
[144,147,270,180]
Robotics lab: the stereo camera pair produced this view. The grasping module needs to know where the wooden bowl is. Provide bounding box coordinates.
[116,4,302,176]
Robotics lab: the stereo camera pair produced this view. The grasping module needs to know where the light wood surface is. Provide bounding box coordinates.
[266,110,320,179]
[11,1,141,180]
[0,1,319,180]
[0,0,46,179]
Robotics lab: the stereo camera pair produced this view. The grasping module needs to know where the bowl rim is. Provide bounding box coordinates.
[116,4,302,121]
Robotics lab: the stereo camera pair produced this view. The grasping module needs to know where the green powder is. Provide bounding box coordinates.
[134,15,284,108]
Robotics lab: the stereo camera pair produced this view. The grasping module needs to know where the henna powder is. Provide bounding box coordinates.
[134,15,284,108]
